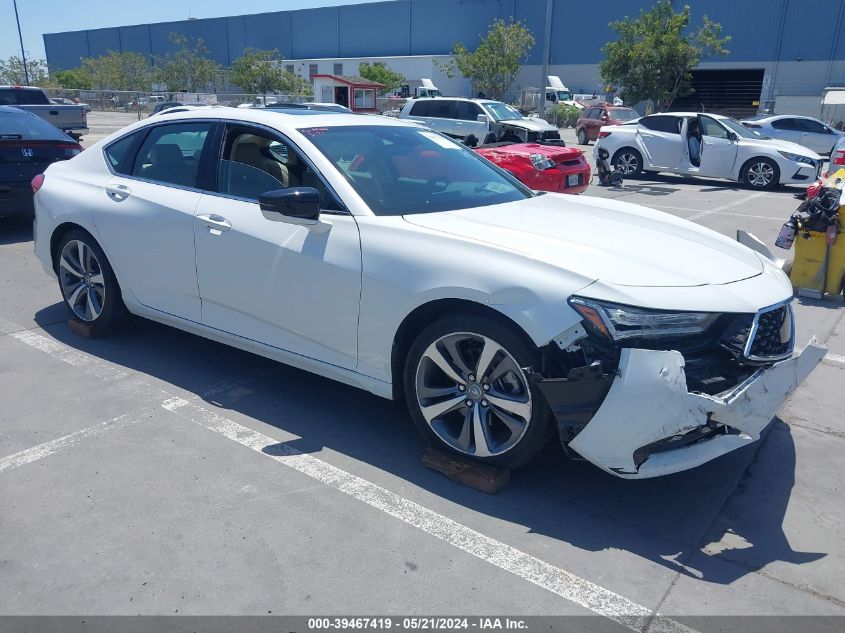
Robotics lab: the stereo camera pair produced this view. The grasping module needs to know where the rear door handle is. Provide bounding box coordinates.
[105,183,131,201]
[197,213,232,232]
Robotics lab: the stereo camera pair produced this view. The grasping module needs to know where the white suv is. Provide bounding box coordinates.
[595,112,823,189]
[400,97,563,146]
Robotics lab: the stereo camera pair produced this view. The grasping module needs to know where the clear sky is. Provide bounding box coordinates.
[1,0,388,63]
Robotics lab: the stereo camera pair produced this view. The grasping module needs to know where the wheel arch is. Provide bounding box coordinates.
[50,222,95,272]
[390,298,535,400]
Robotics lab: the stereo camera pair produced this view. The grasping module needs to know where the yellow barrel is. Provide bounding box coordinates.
[790,229,845,295]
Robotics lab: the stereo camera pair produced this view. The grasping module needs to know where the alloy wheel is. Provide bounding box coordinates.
[746,161,774,187]
[58,239,106,322]
[615,152,639,174]
[414,332,532,458]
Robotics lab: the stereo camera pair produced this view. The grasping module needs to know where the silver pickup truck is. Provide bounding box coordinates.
[0,86,88,138]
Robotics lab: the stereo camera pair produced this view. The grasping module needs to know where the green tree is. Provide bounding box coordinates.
[438,19,534,101]
[230,48,285,99]
[80,51,152,91]
[156,34,220,92]
[53,68,93,90]
[280,71,312,96]
[0,56,49,85]
[599,1,730,111]
[358,62,404,96]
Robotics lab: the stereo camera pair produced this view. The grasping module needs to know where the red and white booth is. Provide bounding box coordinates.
[312,75,384,113]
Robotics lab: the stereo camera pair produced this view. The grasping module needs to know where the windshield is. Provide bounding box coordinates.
[608,108,638,121]
[483,102,523,121]
[557,91,572,101]
[300,124,532,216]
[720,117,763,139]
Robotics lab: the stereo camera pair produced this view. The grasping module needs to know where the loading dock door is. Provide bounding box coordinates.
[670,69,764,118]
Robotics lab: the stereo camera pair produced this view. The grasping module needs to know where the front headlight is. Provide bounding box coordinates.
[530,153,555,170]
[569,297,720,340]
[777,150,815,165]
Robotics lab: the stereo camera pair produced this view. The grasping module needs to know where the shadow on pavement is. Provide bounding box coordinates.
[0,218,34,246]
[33,306,825,587]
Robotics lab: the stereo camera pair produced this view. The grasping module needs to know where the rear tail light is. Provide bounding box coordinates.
[31,173,45,194]
[833,149,845,166]
[598,131,612,138]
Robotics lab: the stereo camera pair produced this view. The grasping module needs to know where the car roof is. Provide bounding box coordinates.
[141,105,414,130]
[409,97,501,105]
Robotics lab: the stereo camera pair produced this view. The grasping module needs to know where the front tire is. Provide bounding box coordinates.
[741,158,779,190]
[56,230,125,334]
[612,148,643,176]
[577,128,589,145]
[403,315,553,469]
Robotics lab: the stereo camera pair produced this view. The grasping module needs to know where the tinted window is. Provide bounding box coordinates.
[409,100,432,117]
[431,100,457,119]
[104,131,143,174]
[300,124,531,216]
[217,126,339,210]
[132,122,212,188]
[456,101,483,121]
[771,118,801,131]
[797,118,827,134]
[0,110,70,140]
[640,116,681,134]
[0,88,49,105]
[700,116,728,139]
[608,108,638,121]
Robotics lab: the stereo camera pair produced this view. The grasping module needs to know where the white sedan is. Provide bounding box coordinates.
[741,114,843,156]
[32,108,826,478]
[595,112,823,189]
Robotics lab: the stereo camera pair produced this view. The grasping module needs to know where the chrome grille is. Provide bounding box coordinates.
[719,301,794,363]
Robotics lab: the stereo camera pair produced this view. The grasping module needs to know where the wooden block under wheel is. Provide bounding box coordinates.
[67,318,110,339]
[421,446,510,494]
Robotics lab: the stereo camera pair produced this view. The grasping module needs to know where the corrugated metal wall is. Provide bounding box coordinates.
[43,0,845,72]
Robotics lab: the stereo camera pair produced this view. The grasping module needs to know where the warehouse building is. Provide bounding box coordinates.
[43,0,845,117]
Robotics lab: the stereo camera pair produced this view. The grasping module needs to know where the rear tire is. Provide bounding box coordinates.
[56,230,126,335]
[403,314,553,469]
[612,148,643,176]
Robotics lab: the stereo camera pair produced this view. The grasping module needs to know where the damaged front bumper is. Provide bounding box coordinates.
[538,339,827,478]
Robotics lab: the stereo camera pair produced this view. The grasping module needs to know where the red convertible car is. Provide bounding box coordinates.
[474,142,591,194]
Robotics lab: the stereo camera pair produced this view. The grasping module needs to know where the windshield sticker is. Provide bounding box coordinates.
[419,131,461,149]
[300,127,329,137]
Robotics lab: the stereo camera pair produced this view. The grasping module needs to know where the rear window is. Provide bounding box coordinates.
[0,110,69,140]
[640,115,681,134]
[104,130,144,174]
[0,88,49,105]
[608,108,638,121]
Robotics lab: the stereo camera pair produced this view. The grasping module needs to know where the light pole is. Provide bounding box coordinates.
[13,0,30,85]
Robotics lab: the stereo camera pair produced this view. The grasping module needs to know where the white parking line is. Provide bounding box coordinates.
[824,353,845,367]
[685,192,769,221]
[649,204,785,222]
[2,317,697,633]
[0,412,146,474]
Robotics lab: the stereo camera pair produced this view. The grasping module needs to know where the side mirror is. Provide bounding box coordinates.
[728,131,738,142]
[258,187,320,223]
[476,113,490,124]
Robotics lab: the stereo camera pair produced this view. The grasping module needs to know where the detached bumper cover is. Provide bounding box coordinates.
[565,339,827,478]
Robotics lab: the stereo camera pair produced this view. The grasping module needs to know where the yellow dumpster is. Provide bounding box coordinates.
[790,229,845,295]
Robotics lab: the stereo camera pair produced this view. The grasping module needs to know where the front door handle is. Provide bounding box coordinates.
[197,213,232,232]
[105,183,131,201]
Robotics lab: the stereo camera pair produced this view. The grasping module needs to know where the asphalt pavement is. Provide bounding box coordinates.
[0,113,843,629]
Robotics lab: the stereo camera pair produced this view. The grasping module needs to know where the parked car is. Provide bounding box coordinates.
[400,97,563,146]
[0,86,88,137]
[474,142,590,194]
[263,102,353,113]
[830,134,845,169]
[51,97,91,113]
[596,112,823,189]
[32,107,825,477]
[741,114,843,156]
[148,101,210,117]
[575,104,639,145]
[0,106,82,217]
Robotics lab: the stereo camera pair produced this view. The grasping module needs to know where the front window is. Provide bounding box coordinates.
[556,90,572,102]
[482,102,522,122]
[299,124,532,216]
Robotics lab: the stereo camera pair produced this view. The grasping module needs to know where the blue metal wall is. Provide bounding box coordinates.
[43,0,845,71]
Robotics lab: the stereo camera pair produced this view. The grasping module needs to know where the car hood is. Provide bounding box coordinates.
[748,137,822,158]
[499,117,558,132]
[402,194,763,287]
[476,143,583,160]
